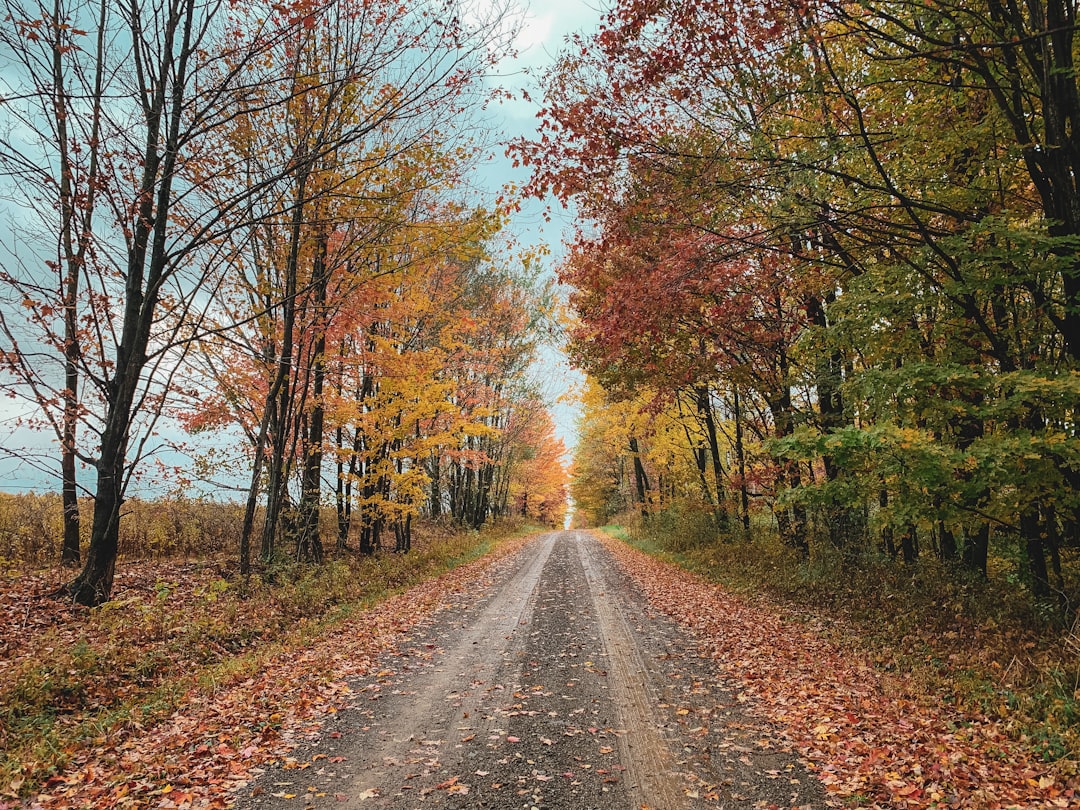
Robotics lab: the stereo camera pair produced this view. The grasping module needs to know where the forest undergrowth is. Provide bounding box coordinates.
[606,513,1080,775]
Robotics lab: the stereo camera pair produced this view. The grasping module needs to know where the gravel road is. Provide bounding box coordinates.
[233,531,825,809]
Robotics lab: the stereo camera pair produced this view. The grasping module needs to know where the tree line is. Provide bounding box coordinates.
[521,0,1080,606]
[0,0,567,605]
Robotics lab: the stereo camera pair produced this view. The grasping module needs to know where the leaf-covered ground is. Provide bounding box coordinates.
[596,532,1079,809]
[1,534,536,809]
[6,530,1077,809]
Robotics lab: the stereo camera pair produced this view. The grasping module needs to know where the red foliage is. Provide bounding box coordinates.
[561,187,806,400]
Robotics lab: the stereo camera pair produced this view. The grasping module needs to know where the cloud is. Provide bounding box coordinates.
[503,0,603,77]
[515,10,554,57]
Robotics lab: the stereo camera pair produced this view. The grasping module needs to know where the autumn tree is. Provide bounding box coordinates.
[0,0,522,603]
[504,403,568,526]
[436,255,554,529]
[175,0,519,569]
[526,0,1080,603]
[1,0,303,602]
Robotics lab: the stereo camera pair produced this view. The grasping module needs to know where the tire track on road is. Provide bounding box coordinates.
[576,531,686,809]
[234,531,825,809]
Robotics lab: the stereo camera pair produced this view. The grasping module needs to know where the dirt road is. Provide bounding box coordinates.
[234,531,824,809]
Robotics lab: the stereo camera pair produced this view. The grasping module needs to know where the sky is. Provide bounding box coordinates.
[0,0,605,495]
[488,0,606,457]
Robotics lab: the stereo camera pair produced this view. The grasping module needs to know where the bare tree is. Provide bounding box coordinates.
[0,0,111,565]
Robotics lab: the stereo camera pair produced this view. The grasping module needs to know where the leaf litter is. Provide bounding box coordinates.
[597,531,1080,809]
[9,536,535,810]
[11,528,1073,809]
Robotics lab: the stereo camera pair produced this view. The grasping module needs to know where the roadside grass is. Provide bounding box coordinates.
[0,519,543,799]
[600,512,1080,769]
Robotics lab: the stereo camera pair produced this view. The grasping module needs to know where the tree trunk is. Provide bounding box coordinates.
[53,0,106,567]
[261,164,310,561]
[60,446,81,566]
[335,423,357,550]
[936,501,958,562]
[65,441,123,604]
[733,386,751,541]
[697,386,729,531]
[239,397,277,576]
[1022,504,1051,601]
[429,450,442,517]
[394,513,412,553]
[962,523,989,578]
[680,393,713,507]
[789,468,809,559]
[64,0,196,605]
[295,231,330,564]
[805,292,851,552]
[358,443,379,554]
[336,426,348,549]
[879,488,896,559]
[768,382,807,557]
[59,229,83,566]
[900,524,919,565]
[628,436,651,519]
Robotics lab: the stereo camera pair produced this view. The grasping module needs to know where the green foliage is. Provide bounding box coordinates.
[632,505,721,554]
[546,0,1080,616]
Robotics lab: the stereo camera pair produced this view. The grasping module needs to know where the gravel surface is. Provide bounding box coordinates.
[232,531,826,809]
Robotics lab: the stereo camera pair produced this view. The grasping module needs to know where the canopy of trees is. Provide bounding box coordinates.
[0,0,567,604]
[521,0,1080,606]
